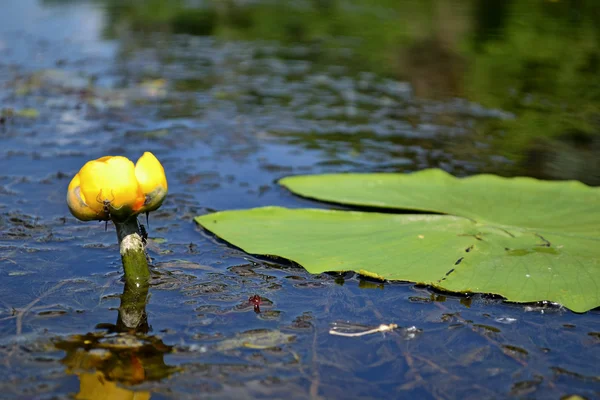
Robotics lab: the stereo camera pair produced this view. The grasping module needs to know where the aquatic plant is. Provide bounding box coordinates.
[67,152,168,284]
[197,169,600,313]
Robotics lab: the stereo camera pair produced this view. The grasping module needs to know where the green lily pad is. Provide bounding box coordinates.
[195,169,600,312]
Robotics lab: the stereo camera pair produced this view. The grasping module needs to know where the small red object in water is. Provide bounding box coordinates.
[249,295,261,313]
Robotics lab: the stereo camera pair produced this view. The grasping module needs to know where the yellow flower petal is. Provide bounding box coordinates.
[78,156,145,221]
[67,152,167,222]
[66,173,103,221]
[135,152,168,213]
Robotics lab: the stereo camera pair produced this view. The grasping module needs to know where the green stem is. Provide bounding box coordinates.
[114,217,150,287]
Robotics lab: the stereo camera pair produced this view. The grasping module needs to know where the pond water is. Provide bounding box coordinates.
[0,0,599,398]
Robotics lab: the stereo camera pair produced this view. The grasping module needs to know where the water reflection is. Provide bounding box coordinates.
[54,280,175,400]
[117,281,150,333]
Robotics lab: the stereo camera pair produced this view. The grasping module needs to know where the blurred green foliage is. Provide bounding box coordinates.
[100,0,600,183]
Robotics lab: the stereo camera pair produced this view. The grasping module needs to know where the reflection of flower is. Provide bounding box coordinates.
[77,371,151,400]
[67,152,167,222]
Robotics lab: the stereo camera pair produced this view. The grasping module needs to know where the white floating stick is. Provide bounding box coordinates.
[329,323,398,337]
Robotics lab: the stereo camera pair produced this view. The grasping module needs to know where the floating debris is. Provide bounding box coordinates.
[329,322,399,338]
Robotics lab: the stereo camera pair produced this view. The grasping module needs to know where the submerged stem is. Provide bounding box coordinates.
[114,217,150,286]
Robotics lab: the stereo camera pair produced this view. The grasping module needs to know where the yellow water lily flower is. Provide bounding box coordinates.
[67,152,168,222]
[135,151,168,214]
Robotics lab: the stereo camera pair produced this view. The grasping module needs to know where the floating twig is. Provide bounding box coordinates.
[329,323,398,337]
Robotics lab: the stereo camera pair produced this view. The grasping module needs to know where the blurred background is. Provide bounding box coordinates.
[4,0,600,183]
[108,0,599,183]
[74,0,599,183]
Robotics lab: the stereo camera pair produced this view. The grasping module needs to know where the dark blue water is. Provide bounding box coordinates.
[0,1,598,399]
